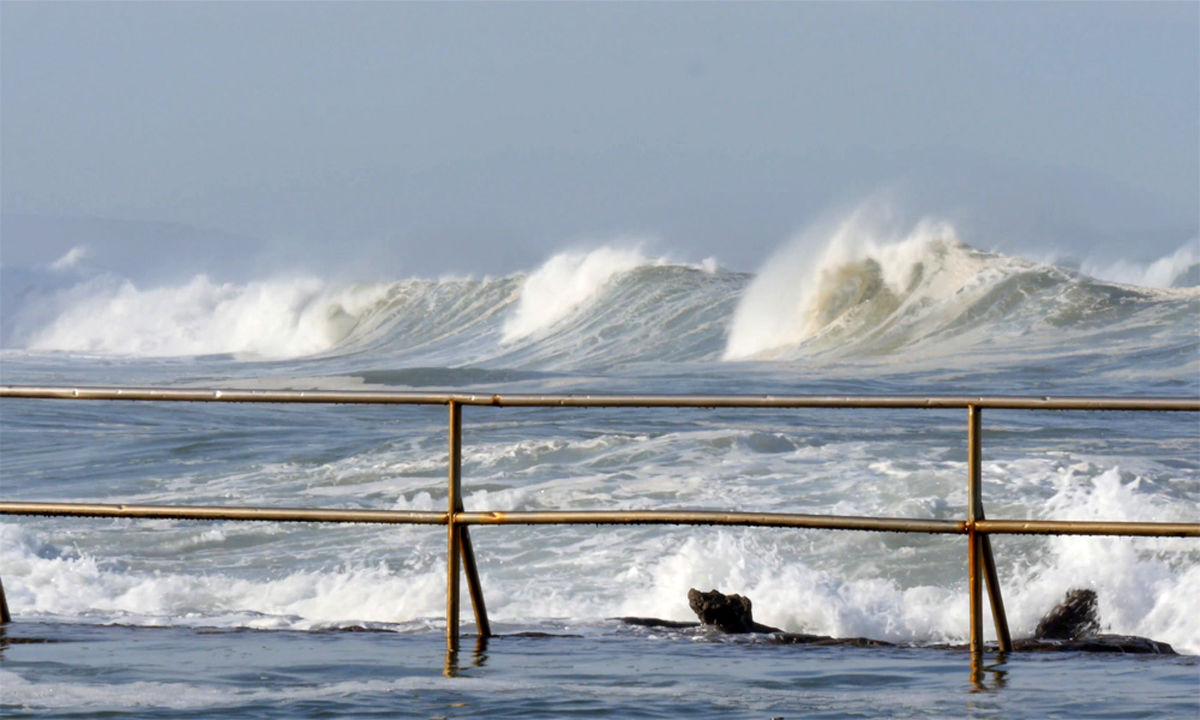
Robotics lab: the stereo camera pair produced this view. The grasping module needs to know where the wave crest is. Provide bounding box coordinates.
[501,246,658,343]
[722,207,1197,361]
[24,275,393,359]
[6,223,1194,368]
[1082,243,1199,289]
[724,211,999,359]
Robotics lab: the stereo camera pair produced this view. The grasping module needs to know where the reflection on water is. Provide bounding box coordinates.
[443,635,490,678]
[970,651,1010,692]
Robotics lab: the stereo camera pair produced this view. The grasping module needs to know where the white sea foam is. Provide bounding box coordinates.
[0,522,447,628]
[723,206,1025,360]
[613,531,960,643]
[613,477,1199,652]
[6,228,1192,367]
[23,275,393,359]
[721,203,1199,361]
[4,435,1193,652]
[1,205,1196,718]
[1004,465,1200,654]
[501,245,658,343]
[1081,242,1200,288]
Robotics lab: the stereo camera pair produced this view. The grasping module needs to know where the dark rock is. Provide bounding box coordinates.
[616,616,700,629]
[687,588,781,633]
[1035,588,1100,640]
[618,587,1172,656]
[0,635,58,647]
[1012,634,1175,655]
[776,633,894,648]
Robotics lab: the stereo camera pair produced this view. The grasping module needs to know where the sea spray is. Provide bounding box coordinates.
[3,419,1194,651]
[724,209,1016,359]
[2,220,1196,647]
[23,275,394,359]
[723,209,1198,361]
[1,217,1197,719]
[501,245,658,343]
[1081,242,1200,289]
[6,234,1194,372]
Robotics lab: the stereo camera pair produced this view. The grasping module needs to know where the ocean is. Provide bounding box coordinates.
[1,217,1198,717]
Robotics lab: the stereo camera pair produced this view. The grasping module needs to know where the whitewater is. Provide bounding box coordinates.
[1,213,1198,718]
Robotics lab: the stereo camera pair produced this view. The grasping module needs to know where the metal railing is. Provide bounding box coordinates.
[1,385,1197,662]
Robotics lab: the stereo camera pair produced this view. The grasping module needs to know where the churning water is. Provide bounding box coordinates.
[1,213,1197,717]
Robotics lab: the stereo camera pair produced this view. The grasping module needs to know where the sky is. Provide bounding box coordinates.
[2,1,1197,278]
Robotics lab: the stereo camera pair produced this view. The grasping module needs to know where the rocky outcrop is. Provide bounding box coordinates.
[617,586,1175,655]
[1011,635,1174,654]
[1034,588,1100,640]
[683,588,893,646]
[687,588,780,633]
[1017,587,1174,654]
[1012,588,1171,657]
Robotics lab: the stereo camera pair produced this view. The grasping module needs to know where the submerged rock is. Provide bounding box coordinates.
[775,632,894,648]
[617,617,699,629]
[1012,635,1175,654]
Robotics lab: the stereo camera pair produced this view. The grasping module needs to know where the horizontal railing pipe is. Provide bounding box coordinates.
[455,510,964,533]
[973,519,1200,537]
[2,385,1197,411]
[0,501,447,525]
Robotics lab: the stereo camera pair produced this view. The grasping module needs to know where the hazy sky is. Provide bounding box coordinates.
[2,1,1197,277]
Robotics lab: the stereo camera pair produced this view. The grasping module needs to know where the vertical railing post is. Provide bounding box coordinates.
[446,400,492,654]
[967,405,984,657]
[447,401,463,652]
[967,404,1014,656]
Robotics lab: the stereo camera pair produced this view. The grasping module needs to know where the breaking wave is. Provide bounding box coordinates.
[722,211,1197,360]
[1081,242,1200,289]
[20,274,395,359]
[5,220,1196,369]
[501,245,658,343]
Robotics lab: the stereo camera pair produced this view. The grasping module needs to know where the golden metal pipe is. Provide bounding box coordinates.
[969,533,983,659]
[449,402,491,638]
[966,405,1013,653]
[979,536,1012,652]
[973,519,1200,537]
[967,406,984,657]
[0,501,446,524]
[3,385,1197,411]
[459,528,491,638]
[455,510,965,533]
[2,503,1193,537]
[447,401,463,652]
